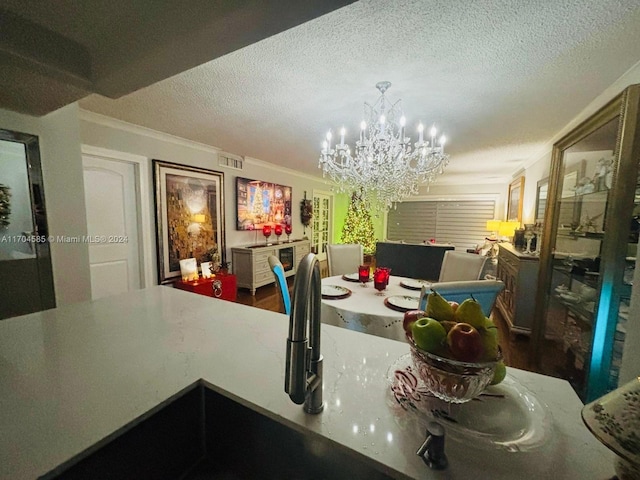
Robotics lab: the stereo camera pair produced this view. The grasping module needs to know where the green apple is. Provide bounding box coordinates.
[411,317,447,353]
[446,322,483,362]
[491,360,507,385]
[403,309,426,336]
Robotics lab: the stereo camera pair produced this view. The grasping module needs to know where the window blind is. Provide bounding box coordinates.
[387,200,496,250]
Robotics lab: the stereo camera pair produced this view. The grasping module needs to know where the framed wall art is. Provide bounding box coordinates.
[235,176,291,230]
[153,160,225,284]
[507,176,525,224]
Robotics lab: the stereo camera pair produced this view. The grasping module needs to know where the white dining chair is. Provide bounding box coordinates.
[419,280,505,317]
[438,251,488,282]
[326,244,364,277]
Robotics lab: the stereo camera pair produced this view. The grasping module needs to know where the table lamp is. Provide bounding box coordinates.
[498,221,520,242]
[486,220,502,240]
[581,377,640,479]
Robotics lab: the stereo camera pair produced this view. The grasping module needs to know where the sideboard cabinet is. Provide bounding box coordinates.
[495,243,539,335]
[232,239,311,295]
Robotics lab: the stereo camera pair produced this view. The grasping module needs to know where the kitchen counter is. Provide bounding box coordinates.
[0,286,615,479]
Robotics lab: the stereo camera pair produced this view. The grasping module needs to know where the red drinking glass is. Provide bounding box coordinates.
[262,225,272,245]
[284,224,292,242]
[374,267,391,295]
[274,224,283,243]
[358,264,370,286]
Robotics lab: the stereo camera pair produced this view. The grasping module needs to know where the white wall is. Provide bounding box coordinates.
[78,111,333,281]
[520,60,640,227]
[0,104,92,306]
[620,255,640,383]
[522,154,551,225]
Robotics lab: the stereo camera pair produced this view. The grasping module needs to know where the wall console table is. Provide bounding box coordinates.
[495,242,539,336]
[232,239,311,295]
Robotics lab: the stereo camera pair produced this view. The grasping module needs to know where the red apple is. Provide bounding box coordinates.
[403,310,426,336]
[447,322,483,362]
[448,301,459,312]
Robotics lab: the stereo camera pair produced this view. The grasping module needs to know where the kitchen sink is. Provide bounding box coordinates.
[44,381,393,480]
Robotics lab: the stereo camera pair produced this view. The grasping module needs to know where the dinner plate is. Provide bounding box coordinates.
[321,285,352,299]
[384,295,420,312]
[342,273,370,282]
[386,354,553,452]
[399,279,431,291]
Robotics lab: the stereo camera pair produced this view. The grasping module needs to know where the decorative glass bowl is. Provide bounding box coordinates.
[408,338,501,403]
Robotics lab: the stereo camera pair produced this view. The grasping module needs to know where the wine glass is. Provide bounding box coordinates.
[285,224,292,242]
[358,264,370,287]
[274,224,283,243]
[262,225,272,246]
[373,267,391,295]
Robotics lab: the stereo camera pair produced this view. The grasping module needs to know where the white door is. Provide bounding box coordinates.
[312,191,332,262]
[83,156,141,300]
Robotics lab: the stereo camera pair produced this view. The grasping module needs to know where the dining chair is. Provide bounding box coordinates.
[326,243,364,276]
[419,280,505,317]
[438,251,488,282]
[268,255,291,315]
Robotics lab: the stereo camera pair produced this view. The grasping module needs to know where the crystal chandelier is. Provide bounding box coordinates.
[318,81,449,210]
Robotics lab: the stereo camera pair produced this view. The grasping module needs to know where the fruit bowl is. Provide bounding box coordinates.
[408,336,501,404]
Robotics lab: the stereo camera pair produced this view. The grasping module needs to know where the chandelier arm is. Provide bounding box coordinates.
[319,82,449,211]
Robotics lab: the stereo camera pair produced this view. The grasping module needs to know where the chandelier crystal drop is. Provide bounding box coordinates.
[318,81,449,210]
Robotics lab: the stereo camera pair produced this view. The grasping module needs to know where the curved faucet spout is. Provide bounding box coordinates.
[285,253,324,414]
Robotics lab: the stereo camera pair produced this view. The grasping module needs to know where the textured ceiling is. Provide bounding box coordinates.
[0,1,354,112]
[7,0,640,186]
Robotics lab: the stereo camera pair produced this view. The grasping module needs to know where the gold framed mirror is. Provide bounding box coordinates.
[535,177,548,224]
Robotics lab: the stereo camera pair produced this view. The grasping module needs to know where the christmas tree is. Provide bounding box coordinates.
[341,190,376,254]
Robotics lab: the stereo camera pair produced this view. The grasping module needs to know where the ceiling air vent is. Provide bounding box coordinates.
[219,153,243,170]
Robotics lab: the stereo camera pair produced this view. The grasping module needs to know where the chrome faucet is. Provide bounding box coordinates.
[285,253,324,414]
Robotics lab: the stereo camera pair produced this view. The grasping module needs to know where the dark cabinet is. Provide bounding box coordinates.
[495,243,539,335]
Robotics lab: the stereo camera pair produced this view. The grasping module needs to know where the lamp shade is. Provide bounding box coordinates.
[581,377,640,479]
[498,221,520,237]
[486,220,502,232]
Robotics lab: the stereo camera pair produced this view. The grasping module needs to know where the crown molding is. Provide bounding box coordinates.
[78,109,221,155]
[242,155,334,184]
[79,109,332,184]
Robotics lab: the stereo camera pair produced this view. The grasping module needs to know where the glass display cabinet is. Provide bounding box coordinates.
[532,84,640,402]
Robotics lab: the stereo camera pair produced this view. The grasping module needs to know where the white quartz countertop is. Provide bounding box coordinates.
[0,286,615,479]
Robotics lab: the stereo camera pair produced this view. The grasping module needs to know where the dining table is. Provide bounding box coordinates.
[320,273,432,342]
